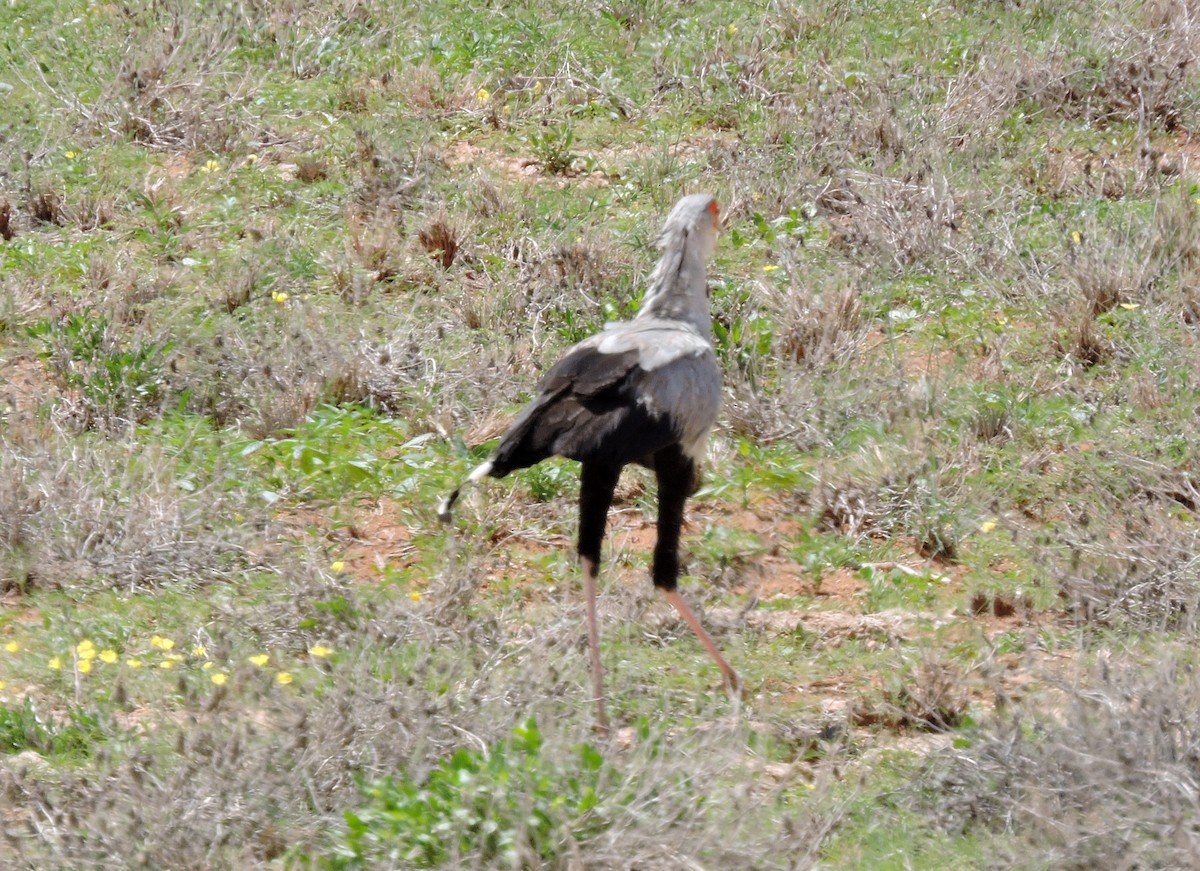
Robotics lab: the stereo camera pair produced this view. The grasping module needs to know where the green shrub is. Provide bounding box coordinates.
[322,718,611,868]
[0,699,105,761]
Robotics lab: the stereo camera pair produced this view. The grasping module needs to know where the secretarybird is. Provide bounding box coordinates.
[438,193,738,732]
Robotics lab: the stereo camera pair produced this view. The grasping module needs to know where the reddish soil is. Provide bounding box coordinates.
[446,141,613,188]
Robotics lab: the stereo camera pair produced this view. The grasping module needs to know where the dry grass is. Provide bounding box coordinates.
[1053,499,1200,633]
[0,422,253,592]
[96,4,266,153]
[926,655,1200,868]
[774,280,866,369]
[853,654,971,733]
[417,214,461,269]
[814,450,965,562]
[28,189,64,227]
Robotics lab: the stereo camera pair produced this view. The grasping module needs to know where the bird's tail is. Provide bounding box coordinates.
[436,459,494,523]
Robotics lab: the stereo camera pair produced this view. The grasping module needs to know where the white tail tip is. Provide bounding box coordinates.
[436,460,494,523]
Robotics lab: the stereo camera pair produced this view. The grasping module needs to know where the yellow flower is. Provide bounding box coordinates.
[249,654,270,667]
[979,519,997,533]
[410,590,422,603]
[65,150,78,160]
[200,159,221,173]
[211,672,228,686]
[330,560,345,573]
[763,264,780,272]
[533,80,543,95]
[165,653,184,662]
[245,154,260,165]
[1070,230,1082,245]
[276,671,293,685]
[99,650,118,664]
[126,658,143,668]
[272,291,289,304]
[76,640,96,659]
[202,661,215,670]
[726,23,738,37]
[78,659,92,674]
[0,680,6,691]
[1119,302,1140,310]
[49,657,62,670]
[476,87,490,103]
[192,645,207,657]
[4,641,19,653]
[309,644,333,658]
[159,659,175,669]
[150,635,175,651]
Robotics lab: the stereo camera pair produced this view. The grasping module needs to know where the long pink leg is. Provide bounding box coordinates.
[652,447,741,697]
[581,555,609,735]
[578,464,620,736]
[661,588,741,694]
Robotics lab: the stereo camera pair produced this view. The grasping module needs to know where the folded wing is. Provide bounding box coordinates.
[489,327,720,477]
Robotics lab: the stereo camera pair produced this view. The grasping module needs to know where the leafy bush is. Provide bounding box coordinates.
[0,699,105,761]
[29,312,174,428]
[323,718,611,868]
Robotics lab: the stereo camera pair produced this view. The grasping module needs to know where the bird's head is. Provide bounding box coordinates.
[640,194,720,334]
[656,193,720,262]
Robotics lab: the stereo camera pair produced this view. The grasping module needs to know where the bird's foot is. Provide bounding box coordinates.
[722,670,748,703]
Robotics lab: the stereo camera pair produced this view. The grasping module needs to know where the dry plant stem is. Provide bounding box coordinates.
[661,588,741,695]
[581,555,609,736]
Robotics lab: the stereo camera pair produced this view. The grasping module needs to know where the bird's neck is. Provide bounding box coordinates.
[637,243,712,340]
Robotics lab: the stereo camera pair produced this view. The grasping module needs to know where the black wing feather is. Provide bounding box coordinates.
[489,346,677,476]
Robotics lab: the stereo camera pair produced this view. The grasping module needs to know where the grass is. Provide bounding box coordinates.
[4,0,1200,865]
